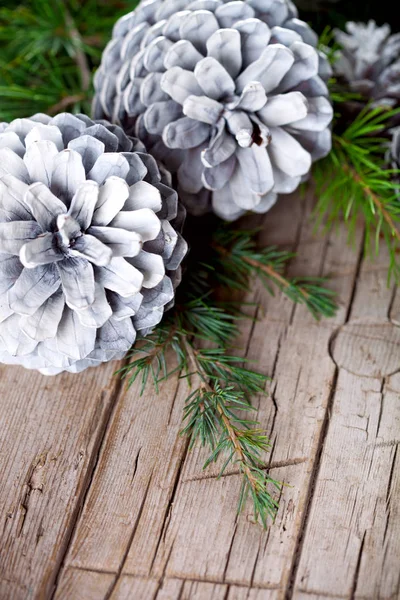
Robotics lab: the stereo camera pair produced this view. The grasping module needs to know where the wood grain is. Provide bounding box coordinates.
[0,362,122,599]
[0,192,398,600]
[293,246,400,599]
[54,568,114,600]
[145,193,365,592]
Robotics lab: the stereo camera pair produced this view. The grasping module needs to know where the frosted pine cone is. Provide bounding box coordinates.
[0,113,187,375]
[93,0,333,220]
[334,21,400,107]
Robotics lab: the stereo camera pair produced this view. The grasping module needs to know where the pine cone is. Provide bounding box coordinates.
[334,21,400,107]
[93,0,333,220]
[0,113,187,375]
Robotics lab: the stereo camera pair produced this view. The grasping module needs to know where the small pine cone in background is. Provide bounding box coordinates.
[0,113,187,375]
[93,0,333,221]
[334,21,400,108]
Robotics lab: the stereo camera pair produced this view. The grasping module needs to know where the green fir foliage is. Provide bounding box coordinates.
[118,223,337,526]
[0,0,136,120]
[313,102,400,283]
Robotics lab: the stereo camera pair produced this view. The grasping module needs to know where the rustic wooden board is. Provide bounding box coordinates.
[0,193,399,600]
[294,246,400,599]
[0,362,123,599]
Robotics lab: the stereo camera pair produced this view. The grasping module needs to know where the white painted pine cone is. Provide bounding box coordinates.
[334,21,400,107]
[93,0,333,221]
[0,113,187,375]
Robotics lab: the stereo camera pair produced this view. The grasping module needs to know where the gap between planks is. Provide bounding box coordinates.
[49,363,131,599]
[283,230,367,600]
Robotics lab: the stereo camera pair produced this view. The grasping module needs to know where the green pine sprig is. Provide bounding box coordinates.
[313,104,400,283]
[0,0,134,120]
[118,224,337,526]
[211,228,337,319]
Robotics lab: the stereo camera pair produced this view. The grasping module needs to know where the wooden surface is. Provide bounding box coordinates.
[1,193,399,600]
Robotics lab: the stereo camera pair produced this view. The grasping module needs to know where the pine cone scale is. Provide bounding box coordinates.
[20,233,64,269]
[8,263,60,317]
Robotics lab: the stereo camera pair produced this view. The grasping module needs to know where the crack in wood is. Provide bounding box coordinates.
[63,565,116,576]
[248,541,263,591]
[296,588,371,599]
[105,471,155,600]
[167,379,183,427]
[130,448,142,485]
[376,378,386,438]
[369,439,400,449]
[350,530,366,600]
[181,457,308,484]
[222,523,238,582]
[269,328,287,414]
[175,579,185,600]
[35,518,45,547]
[49,372,126,600]
[283,228,366,600]
[387,285,398,323]
[149,434,191,576]
[102,573,283,590]
[383,443,398,545]
[151,539,176,598]
[17,452,47,538]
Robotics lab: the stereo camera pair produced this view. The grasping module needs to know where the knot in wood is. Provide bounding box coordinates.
[331,321,400,378]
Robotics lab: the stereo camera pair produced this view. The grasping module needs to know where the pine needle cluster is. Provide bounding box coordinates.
[0,0,134,120]
[118,221,337,526]
[313,90,400,282]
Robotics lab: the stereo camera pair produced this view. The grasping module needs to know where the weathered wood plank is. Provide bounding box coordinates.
[293,246,400,598]
[0,363,122,600]
[52,192,368,600]
[55,369,190,580]
[52,194,305,595]
[147,194,364,590]
[53,568,114,600]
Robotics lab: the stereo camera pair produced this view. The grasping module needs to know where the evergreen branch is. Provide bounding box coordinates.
[343,164,400,242]
[182,339,280,527]
[118,303,280,526]
[313,105,400,282]
[48,93,86,115]
[0,0,133,121]
[212,230,337,319]
[119,223,337,525]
